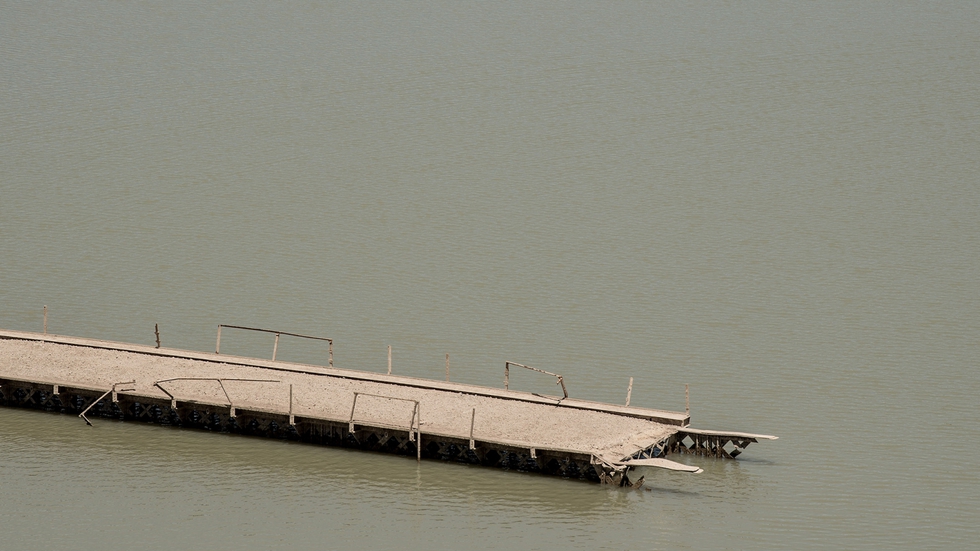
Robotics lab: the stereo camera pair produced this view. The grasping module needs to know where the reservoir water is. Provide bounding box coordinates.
[1,2,978,549]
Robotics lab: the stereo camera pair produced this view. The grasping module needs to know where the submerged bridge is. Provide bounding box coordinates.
[0,327,775,487]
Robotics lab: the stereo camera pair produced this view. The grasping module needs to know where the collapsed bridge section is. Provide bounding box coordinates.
[0,329,776,486]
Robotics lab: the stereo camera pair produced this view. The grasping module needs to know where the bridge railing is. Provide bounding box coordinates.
[504,361,568,399]
[215,324,333,367]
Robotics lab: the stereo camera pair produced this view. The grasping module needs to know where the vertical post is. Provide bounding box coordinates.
[445,353,450,382]
[469,407,476,450]
[272,332,280,361]
[387,345,392,375]
[329,341,333,367]
[43,305,47,335]
[416,404,421,462]
[626,377,633,407]
[685,384,690,416]
[155,323,161,348]
[504,362,509,390]
[349,393,358,433]
[289,383,294,426]
[408,401,417,441]
[215,325,222,354]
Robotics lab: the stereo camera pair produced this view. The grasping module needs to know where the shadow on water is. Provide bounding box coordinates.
[0,405,767,518]
[643,486,702,498]
[0,407,662,515]
[1,387,768,551]
[736,456,779,466]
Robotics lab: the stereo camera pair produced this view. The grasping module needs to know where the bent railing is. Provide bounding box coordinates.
[349,392,421,461]
[78,380,136,426]
[215,324,333,367]
[153,377,281,417]
[504,361,568,399]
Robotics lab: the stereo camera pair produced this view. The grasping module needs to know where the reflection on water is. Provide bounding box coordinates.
[2,407,746,549]
[1,407,762,514]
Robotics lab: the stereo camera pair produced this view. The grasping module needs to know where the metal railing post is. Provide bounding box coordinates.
[348,392,421,457]
[214,324,332,366]
[469,407,476,450]
[152,377,279,418]
[349,393,359,433]
[416,403,421,462]
[504,361,567,398]
[78,380,135,426]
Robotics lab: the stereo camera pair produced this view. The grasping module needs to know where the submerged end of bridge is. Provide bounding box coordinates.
[0,328,776,487]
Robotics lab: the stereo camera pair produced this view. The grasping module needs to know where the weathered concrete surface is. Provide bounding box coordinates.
[0,329,683,463]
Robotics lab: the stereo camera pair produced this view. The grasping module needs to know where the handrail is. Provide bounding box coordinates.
[153,377,280,416]
[215,324,333,366]
[78,380,135,425]
[349,392,422,461]
[504,361,568,399]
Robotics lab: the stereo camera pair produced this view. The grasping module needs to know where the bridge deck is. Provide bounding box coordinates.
[0,329,683,463]
[0,328,776,485]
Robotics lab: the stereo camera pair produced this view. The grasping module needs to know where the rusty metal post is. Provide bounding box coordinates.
[155,323,161,348]
[329,341,333,367]
[626,377,633,407]
[504,362,509,390]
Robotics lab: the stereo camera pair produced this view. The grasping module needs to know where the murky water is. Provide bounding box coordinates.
[1,1,978,549]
